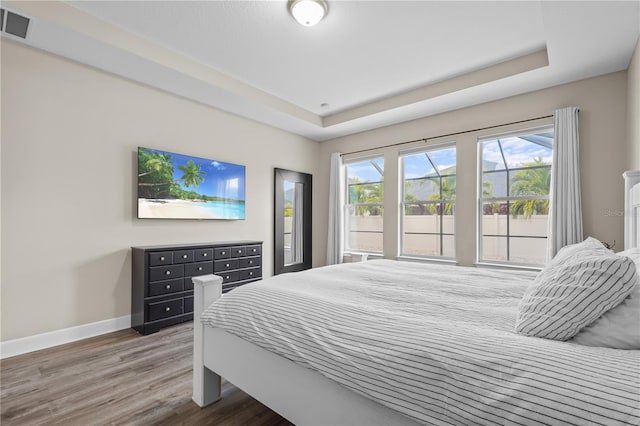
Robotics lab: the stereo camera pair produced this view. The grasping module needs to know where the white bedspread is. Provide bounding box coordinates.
[201,260,640,425]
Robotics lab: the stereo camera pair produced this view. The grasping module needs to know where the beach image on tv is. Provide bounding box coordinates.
[137,147,246,220]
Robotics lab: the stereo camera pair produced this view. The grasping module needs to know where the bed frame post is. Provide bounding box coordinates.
[623,170,640,250]
[192,274,223,407]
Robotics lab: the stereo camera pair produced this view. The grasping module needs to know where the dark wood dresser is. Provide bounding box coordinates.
[131,241,262,335]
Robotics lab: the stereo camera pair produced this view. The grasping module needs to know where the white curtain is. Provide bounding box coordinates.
[547,106,583,261]
[327,152,344,264]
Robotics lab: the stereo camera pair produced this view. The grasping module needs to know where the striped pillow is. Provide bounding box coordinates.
[570,248,640,349]
[516,248,638,341]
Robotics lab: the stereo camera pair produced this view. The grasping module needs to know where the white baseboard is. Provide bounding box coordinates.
[0,315,131,359]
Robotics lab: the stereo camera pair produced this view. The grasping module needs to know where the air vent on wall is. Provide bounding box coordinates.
[0,8,30,39]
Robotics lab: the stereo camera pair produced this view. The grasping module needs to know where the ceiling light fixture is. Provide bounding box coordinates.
[288,0,327,27]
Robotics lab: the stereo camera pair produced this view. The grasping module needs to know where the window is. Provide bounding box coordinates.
[345,157,384,253]
[479,128,553,266]
[401,145,456,258]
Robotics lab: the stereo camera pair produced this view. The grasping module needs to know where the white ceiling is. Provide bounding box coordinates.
[3,1,640,141]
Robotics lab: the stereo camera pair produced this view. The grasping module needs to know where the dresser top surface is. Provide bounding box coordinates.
[132,241,262,251]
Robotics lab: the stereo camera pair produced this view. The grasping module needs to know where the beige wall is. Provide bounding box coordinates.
[0,40,320,341]
[1,38,633,343]
[318,71,629,266]
[628,37,640,171]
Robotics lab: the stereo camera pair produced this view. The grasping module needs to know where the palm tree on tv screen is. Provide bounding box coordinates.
[138,150,174,198]
[178,160,206,189]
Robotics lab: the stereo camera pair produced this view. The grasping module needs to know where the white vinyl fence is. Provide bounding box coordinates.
[347,215,548,264]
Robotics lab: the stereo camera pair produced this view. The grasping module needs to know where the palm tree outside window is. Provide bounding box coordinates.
[344,157,384,253]
[478,128,554,266]
[401,145,456,258]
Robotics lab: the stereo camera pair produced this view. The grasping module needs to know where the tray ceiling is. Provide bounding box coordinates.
[2,1,639,141]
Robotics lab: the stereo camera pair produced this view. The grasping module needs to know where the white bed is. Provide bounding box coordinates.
[192,171,640,425]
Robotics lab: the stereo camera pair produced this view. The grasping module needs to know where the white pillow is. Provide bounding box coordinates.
[570,248,640,349]
[552,236,608,262]
[618,248,640,268]
[516,239,638,341]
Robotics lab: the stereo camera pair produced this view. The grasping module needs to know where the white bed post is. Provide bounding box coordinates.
[623,170,640,250]
[192,274,223,407]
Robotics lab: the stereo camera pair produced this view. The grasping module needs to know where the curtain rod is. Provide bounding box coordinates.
[340,114,554,157]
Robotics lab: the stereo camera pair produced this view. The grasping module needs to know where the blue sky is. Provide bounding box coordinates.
[404,147,456,179]
[482,137,552,170]
[146,148,245,200]
[346,158,385,182]
[348,134,553,182]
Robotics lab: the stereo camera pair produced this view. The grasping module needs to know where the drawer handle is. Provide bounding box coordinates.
[237,250,242,254]
[249,272,253,276]
[225,276,230,280]
[165,284,171,289]
[182,254,188,259]
[252,249,256,253]
[226,263,230,267]
[197,267,203,271]
[203,253,208,257]
[165,307,171,312]
[249,260,253,264]
[165,271,171,275]
[160,256,165,261]
[221,251,225,255]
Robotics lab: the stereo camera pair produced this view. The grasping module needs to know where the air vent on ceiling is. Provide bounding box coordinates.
[0,8,30,39]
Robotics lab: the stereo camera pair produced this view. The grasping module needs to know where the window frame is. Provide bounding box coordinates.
[400,142,457,260]
[476,126,553,268]
[343,155,385,255]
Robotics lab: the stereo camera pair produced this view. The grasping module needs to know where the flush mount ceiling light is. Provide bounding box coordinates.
[288,0,327,27]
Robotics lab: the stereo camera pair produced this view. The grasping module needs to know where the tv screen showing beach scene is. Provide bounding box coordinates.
[137,147,245,220]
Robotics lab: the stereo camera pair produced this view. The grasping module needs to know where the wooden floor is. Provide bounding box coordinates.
[1,323,293,425]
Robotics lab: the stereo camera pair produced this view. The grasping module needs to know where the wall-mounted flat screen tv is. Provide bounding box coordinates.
[137,147,245,220]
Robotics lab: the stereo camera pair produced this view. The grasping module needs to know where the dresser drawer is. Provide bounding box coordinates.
[222,282,244,293]
[219,271,239,283]
[147,298,183,322]
[148,278,184,297]
[239,256,261,269]
[185,261,213,277]
[231,246,246,257]
[195,248,213,261]
[239,268,261,281]
[149,264,183,282]
[184,296,194,314]
[184,277,194,291]
[214,247,231,259]
[149,251,173,266]
[174,250,194,264]
[246,245,261,256]
[214,259,239,272]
